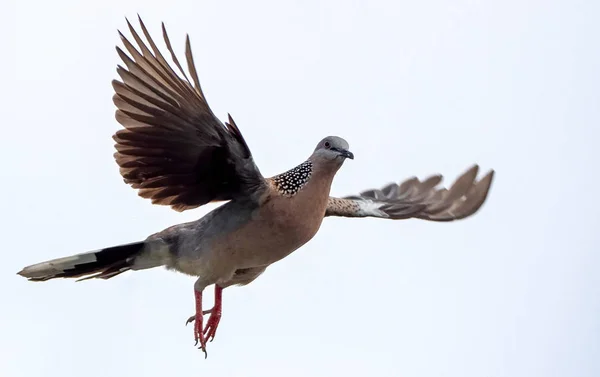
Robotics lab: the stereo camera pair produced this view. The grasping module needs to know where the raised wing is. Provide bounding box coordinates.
[325,165,494,221]
[112,17,266,211]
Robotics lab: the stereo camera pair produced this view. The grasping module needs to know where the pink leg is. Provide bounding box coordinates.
[203,285,223,342]
[193,290,208,357]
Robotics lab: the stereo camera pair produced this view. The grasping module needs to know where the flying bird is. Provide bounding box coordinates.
[18,16,495,357]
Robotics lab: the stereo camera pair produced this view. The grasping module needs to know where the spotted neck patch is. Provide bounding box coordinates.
[272,161,313,196]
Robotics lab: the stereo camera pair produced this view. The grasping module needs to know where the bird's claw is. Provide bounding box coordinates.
[186,315,195,326]
[198,345,208,358]
[194,332,208,358]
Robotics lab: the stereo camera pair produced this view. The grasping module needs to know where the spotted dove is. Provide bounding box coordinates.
[17,17,495,357]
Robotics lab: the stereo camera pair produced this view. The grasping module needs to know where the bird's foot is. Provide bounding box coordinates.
[185,308,212,325]
[185,308,221,342]
[193,311,208,358]
[203,285,223,342]
[191,290,208,358]
[187,286,223,357]
[185,306,222,342]
[203,306,222,342]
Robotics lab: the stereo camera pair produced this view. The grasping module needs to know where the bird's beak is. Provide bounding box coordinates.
[338,149,354,160]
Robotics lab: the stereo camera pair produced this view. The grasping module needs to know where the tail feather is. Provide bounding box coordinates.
[18,241,147,282]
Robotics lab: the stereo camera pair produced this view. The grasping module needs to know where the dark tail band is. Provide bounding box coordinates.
[18,241,147,282]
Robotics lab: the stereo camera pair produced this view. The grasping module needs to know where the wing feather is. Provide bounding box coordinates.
[325,165,494,221]
[112,17,266,211]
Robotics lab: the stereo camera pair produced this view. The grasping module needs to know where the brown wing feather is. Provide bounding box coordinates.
[325,165,494,221]
[112,16,266,211]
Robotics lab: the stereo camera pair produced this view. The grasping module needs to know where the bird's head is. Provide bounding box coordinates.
[310,136,354,167]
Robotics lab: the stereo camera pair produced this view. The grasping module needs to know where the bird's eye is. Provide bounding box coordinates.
[324,142,330,148]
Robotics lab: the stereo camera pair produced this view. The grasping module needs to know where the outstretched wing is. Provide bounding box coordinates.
[325,165,494,221]
[112,16,267,212]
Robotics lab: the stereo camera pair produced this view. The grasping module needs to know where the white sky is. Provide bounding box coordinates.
[3,0,599,376]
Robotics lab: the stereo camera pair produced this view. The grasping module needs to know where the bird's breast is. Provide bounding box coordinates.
[219,174,332,267]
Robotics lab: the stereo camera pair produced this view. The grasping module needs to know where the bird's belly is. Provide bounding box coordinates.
[232,214,322,267]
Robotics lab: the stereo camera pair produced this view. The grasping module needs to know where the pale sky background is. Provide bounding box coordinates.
[2,0,599,376]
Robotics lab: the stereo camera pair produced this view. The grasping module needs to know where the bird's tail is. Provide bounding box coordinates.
[17,241,152,282]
